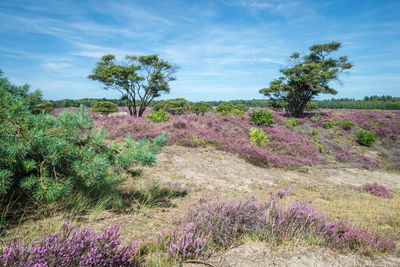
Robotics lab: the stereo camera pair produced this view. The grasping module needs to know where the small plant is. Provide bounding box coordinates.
[284,118,298,127]
[355,129,376,147]
[334,129,343,136]
[190,102,212,115]
[0,223,141,266]
[92,101,119,115]
[310,113,322,122]
[147,109,171,122]
[362,183,391,198]
[249,109,274,126]
[339,117,354,130]
[189,136,208,146]
[321,119,335,129]
[249,128,269,147]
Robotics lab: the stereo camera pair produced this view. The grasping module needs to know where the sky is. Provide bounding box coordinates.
[0,0,399,101]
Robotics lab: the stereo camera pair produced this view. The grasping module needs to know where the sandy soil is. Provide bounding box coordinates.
[5,144,400,266]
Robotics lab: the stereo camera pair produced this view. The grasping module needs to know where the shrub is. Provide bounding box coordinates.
[160,222,210,261]
[321,120,335,129]
[0,75,168,204]
[249,109,274,126]
[147,109,170,122]
[216,102,246,116]
[190,102,212,115]
[154,98,189,115]
[284,118,298,127]
[31,101,54,114]
[0,223,141,266]
[161,195,395,262]
[310,113,322,122]
[355,129,376,147]
[362,183,391,198]
[92,101,119,115]
[305,102,318,111]
[249,128,269,147]
[339,117,354,130]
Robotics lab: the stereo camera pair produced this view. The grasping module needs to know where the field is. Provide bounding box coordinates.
[2,107,400,266]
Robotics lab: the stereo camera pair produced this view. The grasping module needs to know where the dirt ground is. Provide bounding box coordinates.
[5,144,400,266]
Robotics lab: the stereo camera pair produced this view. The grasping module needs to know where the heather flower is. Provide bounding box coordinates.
[362,183,391,198]
[0,223,141,266]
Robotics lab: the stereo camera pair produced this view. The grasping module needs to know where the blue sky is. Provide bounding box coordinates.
[0,0,399,101]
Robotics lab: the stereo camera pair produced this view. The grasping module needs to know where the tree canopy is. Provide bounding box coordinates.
[88,54,176,117]
[260,42,352,117]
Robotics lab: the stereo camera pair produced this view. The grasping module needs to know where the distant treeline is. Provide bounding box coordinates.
[50,95,400,110]
[315,95,400,110]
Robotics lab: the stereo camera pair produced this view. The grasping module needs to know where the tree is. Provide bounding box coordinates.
[190,101,212,115]
[259,42,352,117]
[154,98,189,115]
[92,101,119,115]
[88,54,176,117]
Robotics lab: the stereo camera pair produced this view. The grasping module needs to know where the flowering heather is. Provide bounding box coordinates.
[91,112,320,168]
[160,222,211,261]
[362,183,391,198]
[161,195,395,261]
[334,149,353,162]
[0,223,140,266]
[359,155,380,169]
[275,187,294,198]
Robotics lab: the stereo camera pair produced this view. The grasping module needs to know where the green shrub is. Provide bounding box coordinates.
[284,118,298,127]
[92,101,119,115]
[0,72,168,206]
[310,113,322,123]
[235,104,249,113]
[154,98,189,115]
[339,117,354,130]
[249,109,274,126]
[249,128,269,147]
[305,102,318,111]
[190,102,212,115]
[355,130,376,147]
[147,109,170,122]
[321,120,335,129]
[216,102,247,116]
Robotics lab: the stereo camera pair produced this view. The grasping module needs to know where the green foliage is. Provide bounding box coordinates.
[216,102,246,116]
[154,98,189,115]
[88,54,176,117]
[189,136,208,146]
[249,128,269,147]
[315,95,400,110]
[284,118,298,127]
[260,42,352,117]
[0,72,168,204]
[355,130,376,147]
[310,113,322,122]
[249,109,274,126]
[339,117,354,130]
[190,102,212,115]
[305,102,318,111]
[91,101,119,115]
[321,120,335,129]
[147,109,170,122]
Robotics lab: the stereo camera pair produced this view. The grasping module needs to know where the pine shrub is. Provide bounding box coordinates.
[189,102,212,115]
[249,109,274,126]
[284,118,298,127]
[147,109,171,122]
[249,128,269,147]
[355,129,376,147]
[0,73,168,205]
[92,101,119,115]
